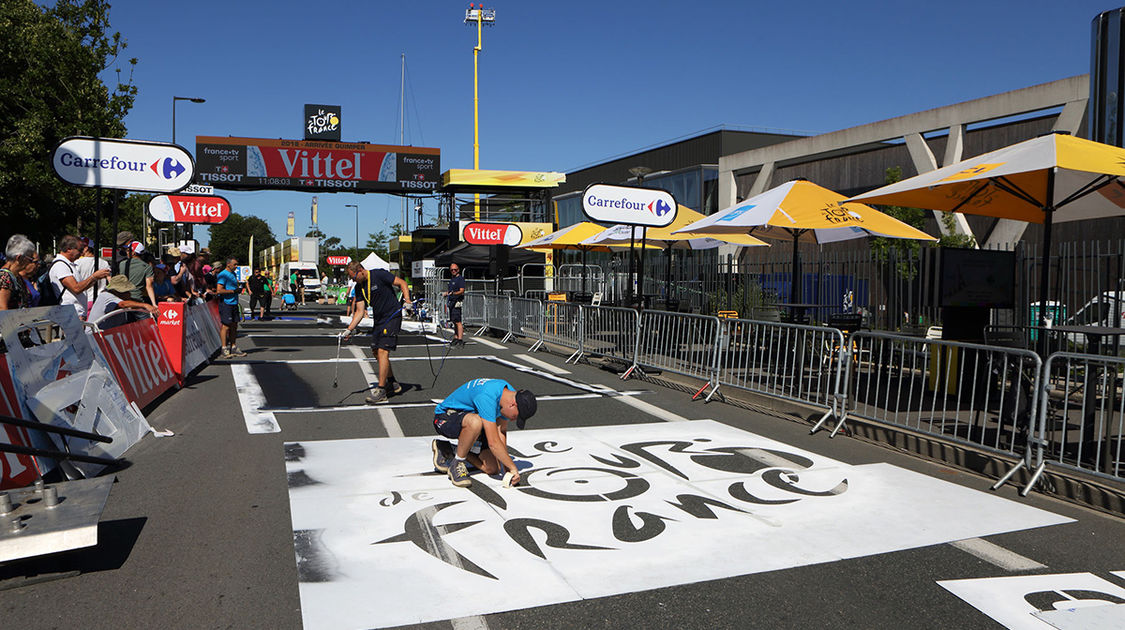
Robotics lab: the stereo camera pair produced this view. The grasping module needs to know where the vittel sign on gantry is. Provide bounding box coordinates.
[461,222,523,246]
[52,137,195,193]
[194,136,440,194]
[147,194,232,224]
[581,183,677,227]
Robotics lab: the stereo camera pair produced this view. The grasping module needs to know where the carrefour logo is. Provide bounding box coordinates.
[52,137,195,193]
[581,183,677,227]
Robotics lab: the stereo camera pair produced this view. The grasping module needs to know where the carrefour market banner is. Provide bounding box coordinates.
[195,136,440,194]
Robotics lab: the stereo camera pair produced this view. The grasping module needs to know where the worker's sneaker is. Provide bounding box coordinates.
[364,387,388,405]
[432,440,454,474]
[449,460,472,487]
[220,347,232,359]
[228,346,248,358]
[387,379,404,396]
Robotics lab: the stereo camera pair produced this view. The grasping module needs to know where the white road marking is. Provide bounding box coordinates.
[348,346,403,438]
[481,355,690,422]
[469,336,505,349]
[267,391,649,413]
[451,616,490,630]
[513,353,570,374]
[230,364,280,434]
[949,537,1047,571]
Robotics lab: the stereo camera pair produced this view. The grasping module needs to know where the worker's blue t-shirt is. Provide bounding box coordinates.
[434,378,511,423]
[217,269,239,305]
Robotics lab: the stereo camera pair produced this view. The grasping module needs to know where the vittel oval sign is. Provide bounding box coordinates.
[52,137,195,193]
[148,194,231,224]
[582,183,677,227]
[326,255,352,266]
[462,222,523,246]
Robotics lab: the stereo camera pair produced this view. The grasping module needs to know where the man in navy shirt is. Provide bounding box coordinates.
[431,378,537,488]
[341,261,412,404]
[215,257,246,358]
[442,263,466,347]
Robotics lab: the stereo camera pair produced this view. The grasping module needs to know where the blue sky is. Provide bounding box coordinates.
[104,0,1114,248]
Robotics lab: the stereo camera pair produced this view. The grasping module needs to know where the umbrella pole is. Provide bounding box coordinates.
[791,231,801,304]
[638,227,647,308]
[581,248,587,296]
[1037,168,1057,356]
[666,243,673,309]
[628,230,635,305]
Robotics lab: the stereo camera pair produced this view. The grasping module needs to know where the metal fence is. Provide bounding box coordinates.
[715,319,845,424]
[463,295,1123,490]
[1037,352,1124,482]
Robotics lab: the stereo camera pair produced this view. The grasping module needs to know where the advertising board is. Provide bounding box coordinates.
[53,137,195,193]
[326,256,352,266]
[195,136,440,194]
[148,194,232,224]
[461,222,523,246]
[581,183,677,227]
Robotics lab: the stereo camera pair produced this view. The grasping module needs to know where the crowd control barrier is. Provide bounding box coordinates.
[87,311,179,408]
[509,297,545,350]
[0,354,39,489]
[582,306,640,370]
[462,292,486,329]
[0,306,153,485]
[157,300,222,378]
[841,331,1042,491]
[1033,351,1124,485]
[716,318,846,427]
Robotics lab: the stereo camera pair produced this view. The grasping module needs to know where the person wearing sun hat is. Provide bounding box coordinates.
[429,378,537,488]
[117,241,156,305]
[88,274,158,328]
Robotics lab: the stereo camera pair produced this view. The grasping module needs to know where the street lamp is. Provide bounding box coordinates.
[345,204,359,263]
[170,96,205,245]
[464,4,495,221]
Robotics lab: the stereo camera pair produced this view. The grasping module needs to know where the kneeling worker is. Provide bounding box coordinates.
[431,378,537,488]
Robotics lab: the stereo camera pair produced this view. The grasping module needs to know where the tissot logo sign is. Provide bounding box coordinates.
[147,194,231,224]
[326,255,352,266]
[52,137,195,193]
[462,222,523,246]
[304,104,341,142]
[581,183,677,227]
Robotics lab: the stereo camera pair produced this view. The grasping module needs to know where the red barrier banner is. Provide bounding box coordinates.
[93,317,179,408]
[0,354,39,490]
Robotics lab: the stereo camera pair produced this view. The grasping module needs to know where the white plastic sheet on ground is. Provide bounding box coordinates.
[286,420,1072,629]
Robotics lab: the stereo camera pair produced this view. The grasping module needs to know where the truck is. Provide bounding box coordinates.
[259,237,321,297]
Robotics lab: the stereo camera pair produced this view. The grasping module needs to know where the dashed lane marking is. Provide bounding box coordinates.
[469,336,506,349]
[949,537,1047,571]
[513,353,571,374]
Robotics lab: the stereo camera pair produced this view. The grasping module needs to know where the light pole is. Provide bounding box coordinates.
[465,4,495,221]
[171,96,205,246]
[345,204,359,263]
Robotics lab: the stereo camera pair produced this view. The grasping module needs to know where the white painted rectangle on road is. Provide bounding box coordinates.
[940,573,1125,630]
[287,420,1071,629]
[469,336,505,349]
[513,353,570,374]
[230,363,280,434]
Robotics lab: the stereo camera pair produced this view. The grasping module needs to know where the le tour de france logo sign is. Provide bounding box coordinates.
[52,137,195,193]
[147,192,232,224]
[582,183,677,227]
[462,222,523,246]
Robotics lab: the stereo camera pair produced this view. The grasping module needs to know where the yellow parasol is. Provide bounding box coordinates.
[848,132,1125,326]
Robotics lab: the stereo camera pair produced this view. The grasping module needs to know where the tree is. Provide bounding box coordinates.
[869,167,929,280]
[208,213,277,264]
[0,0,137,245]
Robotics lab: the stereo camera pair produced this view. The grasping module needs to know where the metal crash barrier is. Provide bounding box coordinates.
[716,318,846,428]
[509,297,545,350]
[582,305,640,370]
[1034,352,1123,485]
[628,311,720,390]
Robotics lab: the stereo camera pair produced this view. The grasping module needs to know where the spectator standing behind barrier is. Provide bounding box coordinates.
[20,254,42,307]
[215,258,246,358]
[1,234,37,310]
[75,237,110,312]
[340,261,412,404]
[152,264,178,301]
[430,378,537,488]
[261,272,273,318]
[118,241,156,306]
[443,263,467,347]
[88,275,158,328]
[50,234,111,319]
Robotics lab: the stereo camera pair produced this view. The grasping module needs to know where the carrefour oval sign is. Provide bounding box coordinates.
[148,194,231,224]
[52,137,195,193]
[462,222,523,246]
[582,183,677,227]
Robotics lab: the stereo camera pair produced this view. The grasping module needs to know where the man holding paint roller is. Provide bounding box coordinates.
[341,260,412,404]
[431,378,537,488]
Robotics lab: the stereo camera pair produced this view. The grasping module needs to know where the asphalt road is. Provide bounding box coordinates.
[2,303,1123,630]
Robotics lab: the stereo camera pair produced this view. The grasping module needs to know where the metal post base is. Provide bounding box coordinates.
[566,349,584,364]
[529,339,544,352]
[501,332,514,343]
[621,364,645,381]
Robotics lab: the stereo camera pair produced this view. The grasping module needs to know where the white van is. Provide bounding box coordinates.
[280,262,322,298]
